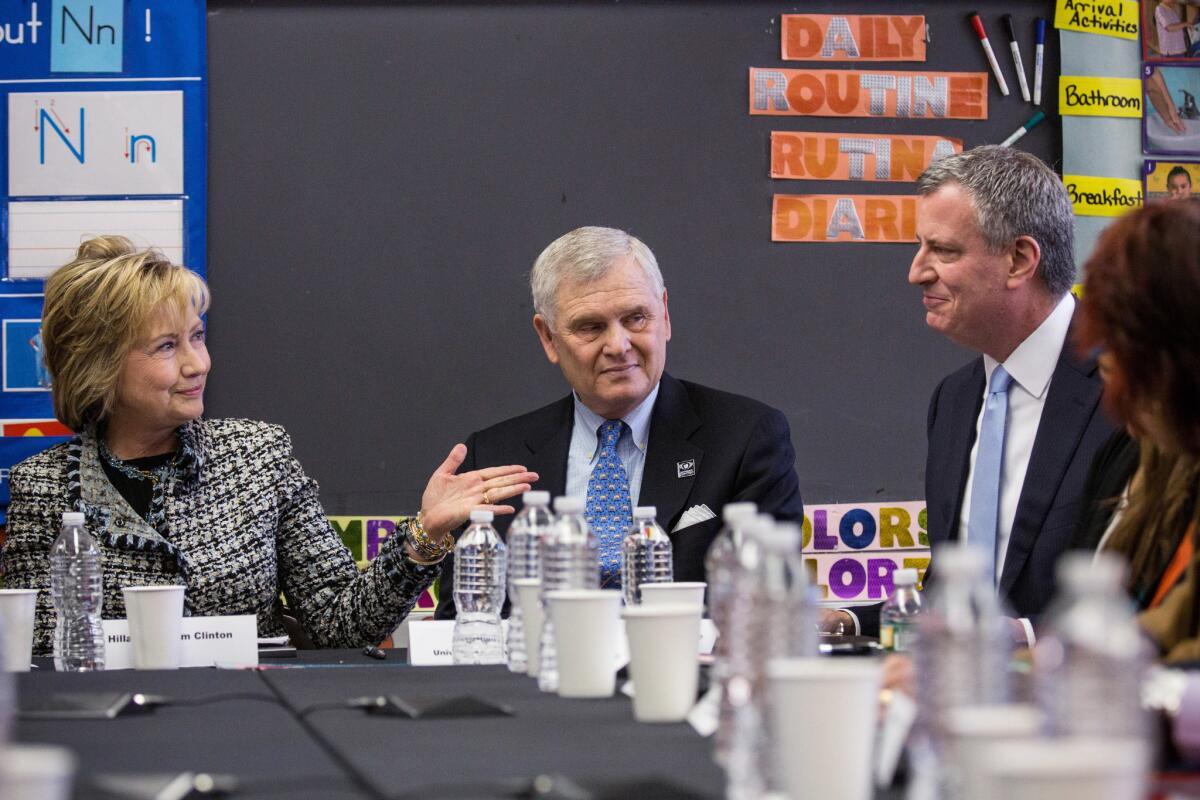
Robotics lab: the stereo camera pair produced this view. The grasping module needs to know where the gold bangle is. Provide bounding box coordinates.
[405,512,453,563]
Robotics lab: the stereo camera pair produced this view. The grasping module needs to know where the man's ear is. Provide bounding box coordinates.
[1006,235,1042,290]
[533,314,559,365]
[661,289,672,342]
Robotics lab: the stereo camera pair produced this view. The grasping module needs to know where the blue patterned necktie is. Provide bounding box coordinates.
[586,419,633,588]
[966,365,1013,587]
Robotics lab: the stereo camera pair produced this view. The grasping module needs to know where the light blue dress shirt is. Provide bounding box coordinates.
[565,383,659,508]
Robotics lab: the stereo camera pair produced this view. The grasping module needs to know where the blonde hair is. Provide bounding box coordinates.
[41,236,210,431]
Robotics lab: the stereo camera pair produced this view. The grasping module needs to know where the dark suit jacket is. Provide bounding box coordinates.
[921,332,1115,625]
[434,373,804,618]
[857,325,1115,636]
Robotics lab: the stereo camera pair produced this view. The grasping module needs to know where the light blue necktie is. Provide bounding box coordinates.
[966,365,1013,586]
[585,420,633,588]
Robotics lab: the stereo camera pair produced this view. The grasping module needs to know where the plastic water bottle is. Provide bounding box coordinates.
[452,509,507,665]
[909,544,1013,800]
[880,567,923,653]
[505,491,554,673]
[758,522,817,661]
[51,511,105,672]
[744,521,816,796]
[621,506,673,605]
[717,515,775,800]
[1034,552,1151,744]
[705,502,757,648]
[537,496,599,692]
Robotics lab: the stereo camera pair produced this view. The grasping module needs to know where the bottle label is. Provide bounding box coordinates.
[881,624,895,650]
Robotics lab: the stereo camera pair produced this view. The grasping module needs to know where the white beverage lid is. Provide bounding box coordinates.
[553,496,584,514]
[633,506,657,519]
[893,568,919,586]
[722,502,757,523]
[523,490,551,506]
[61,511,85,526]
[469,509,494,523]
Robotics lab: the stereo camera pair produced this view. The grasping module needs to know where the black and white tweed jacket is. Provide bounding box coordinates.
[1,418,438,653]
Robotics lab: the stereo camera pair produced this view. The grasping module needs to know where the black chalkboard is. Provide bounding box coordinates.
[204,1,1060,513]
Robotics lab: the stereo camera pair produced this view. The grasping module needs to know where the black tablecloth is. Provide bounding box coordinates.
[12,650,727,800]
[260,661,725,799]
[15,661,371,799]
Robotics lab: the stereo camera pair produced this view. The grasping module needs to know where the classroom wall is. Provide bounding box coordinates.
[204,1,1061,514]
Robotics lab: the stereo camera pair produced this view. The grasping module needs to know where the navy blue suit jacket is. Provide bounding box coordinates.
[434,373,804,618]
[921,329,1115,624]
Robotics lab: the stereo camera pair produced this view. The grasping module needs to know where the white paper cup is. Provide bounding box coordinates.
[638,581,706,608]
[0,744,77,800]
[0,589,38,672]
[946,704,1045,800]
[513,578,544,677]
[545,589,622,698]
[622,602,702,722]
[767,656,881,800]
[122,585,185,670]
[975,737,1149,800]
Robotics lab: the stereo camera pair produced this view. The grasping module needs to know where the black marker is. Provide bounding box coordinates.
[1002,15,1031,102]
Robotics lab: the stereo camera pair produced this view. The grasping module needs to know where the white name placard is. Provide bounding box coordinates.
[102,615,258,670]
[408,618,716,667]
[406,619,457,666]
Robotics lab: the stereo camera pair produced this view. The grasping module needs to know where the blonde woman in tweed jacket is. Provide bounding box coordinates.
[0,237,536,653]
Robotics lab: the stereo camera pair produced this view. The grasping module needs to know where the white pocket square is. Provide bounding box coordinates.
[672,503,716,533]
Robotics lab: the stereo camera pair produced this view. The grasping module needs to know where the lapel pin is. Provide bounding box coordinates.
[676,459,696,478]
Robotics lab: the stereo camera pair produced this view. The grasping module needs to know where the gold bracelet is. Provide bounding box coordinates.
[405,512,453,563]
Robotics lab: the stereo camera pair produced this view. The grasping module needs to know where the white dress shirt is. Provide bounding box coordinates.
[564,383,659,507]
[957,293,1075,645]
[958,292,1075,580]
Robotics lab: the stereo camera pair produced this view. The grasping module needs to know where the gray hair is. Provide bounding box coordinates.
[916,145,1075,297]
[530,226,665,325]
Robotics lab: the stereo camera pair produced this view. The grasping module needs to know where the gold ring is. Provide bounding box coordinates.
[483,490,492,505]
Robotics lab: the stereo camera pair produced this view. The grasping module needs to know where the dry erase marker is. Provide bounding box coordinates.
[1002,14,1031,102]
[1033,18,1046,105]
[1000,110,1045,147]
[970,13,1010,96]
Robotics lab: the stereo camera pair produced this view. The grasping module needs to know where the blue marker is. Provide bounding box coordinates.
[1034,18,1046,106]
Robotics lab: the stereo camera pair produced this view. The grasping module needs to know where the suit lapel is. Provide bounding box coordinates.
[940,361,986,544]
[999,339,1102,596]
[523,395,573,500]
[641,374,703,532]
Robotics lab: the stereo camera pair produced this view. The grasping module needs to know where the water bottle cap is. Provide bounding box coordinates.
[756,529,797,551]
[766,521,802,550]
[893,568,919,586]
[633,506,657,519]
[469,509,494,523]
[722,502,758,523]
[523,490,551,506]
[741,516,775,539]
[933,544,987,577]
[553,496,584,514]
[61,511,85,526]
[1058,550,1125,591]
